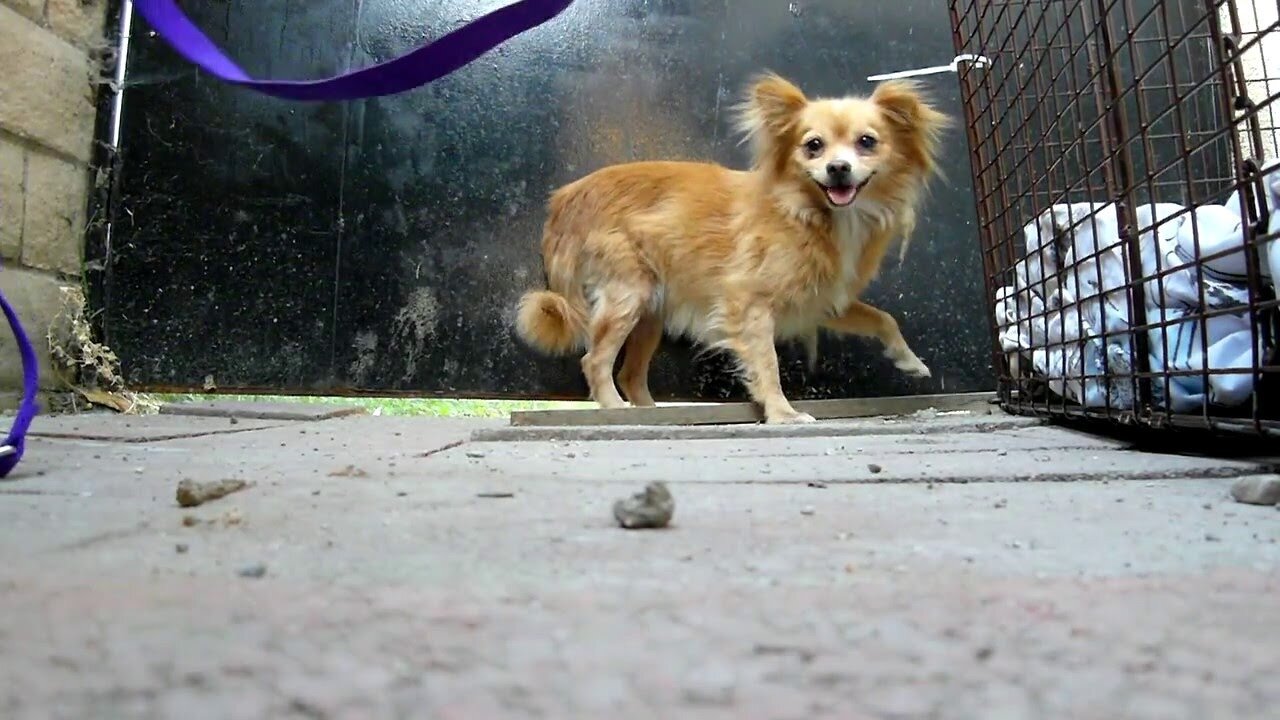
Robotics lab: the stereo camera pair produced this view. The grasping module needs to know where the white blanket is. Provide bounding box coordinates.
[995,165,1278,412]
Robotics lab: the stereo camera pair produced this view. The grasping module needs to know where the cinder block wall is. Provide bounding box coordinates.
[0,0,108,405]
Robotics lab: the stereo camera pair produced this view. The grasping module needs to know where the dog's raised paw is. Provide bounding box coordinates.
[892,353,932,378]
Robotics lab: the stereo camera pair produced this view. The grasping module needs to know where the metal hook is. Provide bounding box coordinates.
[867,53,992,82]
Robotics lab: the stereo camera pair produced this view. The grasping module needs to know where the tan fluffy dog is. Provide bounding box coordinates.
[516,74,948,423]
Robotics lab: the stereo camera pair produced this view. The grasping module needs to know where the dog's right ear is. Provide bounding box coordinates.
[737,73,807,137]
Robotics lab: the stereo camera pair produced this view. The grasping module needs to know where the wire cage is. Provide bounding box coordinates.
[950,0,1280,436]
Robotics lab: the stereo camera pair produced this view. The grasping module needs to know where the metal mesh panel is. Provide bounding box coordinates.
[951,0,1280,435]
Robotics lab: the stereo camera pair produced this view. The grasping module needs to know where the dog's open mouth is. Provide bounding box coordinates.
[819,177,871,207]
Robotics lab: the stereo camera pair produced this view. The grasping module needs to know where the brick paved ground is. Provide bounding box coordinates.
[1,411,1276,718]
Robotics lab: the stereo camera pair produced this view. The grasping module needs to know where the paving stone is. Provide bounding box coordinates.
[0,412,1276,718]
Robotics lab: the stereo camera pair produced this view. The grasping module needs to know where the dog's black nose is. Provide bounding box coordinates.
[826,160,852,183]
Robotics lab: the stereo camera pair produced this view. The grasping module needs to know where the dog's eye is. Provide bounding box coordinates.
[803,137,824,156]
[857,135,878,150]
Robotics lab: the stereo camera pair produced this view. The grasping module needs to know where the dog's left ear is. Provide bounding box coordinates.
[871,80,950,174]
[870,80,947,131]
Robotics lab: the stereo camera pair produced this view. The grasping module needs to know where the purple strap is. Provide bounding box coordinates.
[0,266,38,478]
[133,0,575,101]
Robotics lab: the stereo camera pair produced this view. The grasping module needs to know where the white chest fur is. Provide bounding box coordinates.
[825,208,871,316]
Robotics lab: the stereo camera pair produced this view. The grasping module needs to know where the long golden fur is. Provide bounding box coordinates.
[516,73,948,423]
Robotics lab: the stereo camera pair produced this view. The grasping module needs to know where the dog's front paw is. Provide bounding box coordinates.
[768,410,817,425]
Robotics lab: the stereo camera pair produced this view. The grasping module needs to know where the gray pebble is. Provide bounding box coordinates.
[867,463,883,474]
[1230,476,1280,506]
[613,482,675,530]
[237,563,268,578]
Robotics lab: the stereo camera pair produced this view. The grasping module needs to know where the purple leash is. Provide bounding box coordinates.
[133,0,575,101]
[0,262,38,479]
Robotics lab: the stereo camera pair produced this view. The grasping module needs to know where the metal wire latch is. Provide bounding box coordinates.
[866,54,991,82]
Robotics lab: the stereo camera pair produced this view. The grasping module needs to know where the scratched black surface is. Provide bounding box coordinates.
[99,0,994,399]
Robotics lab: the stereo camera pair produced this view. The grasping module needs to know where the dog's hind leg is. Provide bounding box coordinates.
[581,286,649,409]
[722,303,815,424]
[617,314,662,407]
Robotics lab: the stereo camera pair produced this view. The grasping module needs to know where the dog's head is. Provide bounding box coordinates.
[735,74,948,212]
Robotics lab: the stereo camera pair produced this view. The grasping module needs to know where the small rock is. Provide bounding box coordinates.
[229,417,239,425]
[1204,533,1222,542]
[807,481,827,489]
[613,482,675,529]
[176,479,249,508]
[175,543,189,554]
[996,449,1008,457]
[993,498,1007,509]
[1230,476,1280,506]
[867,463,883,474]
[181,515,200,527]
[975,646,995,661]
[800,506,815,516]
[465,450,487,459]
[237,563,267,579]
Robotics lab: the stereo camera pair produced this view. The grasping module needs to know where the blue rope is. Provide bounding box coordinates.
[0,258,38,478]
[133,0,575,101]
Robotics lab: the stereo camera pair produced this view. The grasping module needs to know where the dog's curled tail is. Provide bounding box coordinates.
[516,290,584,355]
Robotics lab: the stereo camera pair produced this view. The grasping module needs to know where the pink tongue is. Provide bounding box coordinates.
[826,186,856,206]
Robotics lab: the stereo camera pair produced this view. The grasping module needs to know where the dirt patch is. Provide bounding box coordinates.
[46,287,158,414]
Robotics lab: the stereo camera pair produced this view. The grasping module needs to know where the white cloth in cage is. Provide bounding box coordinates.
[994,173,1276,412]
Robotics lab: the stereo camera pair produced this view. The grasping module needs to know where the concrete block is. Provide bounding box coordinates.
[0,138,23,260]
[473,414,1044,443]
[0,266,71,392]
[160,400,368,421]
[21,149,87,274]
[46,0,110,50]
[0,5,97,163]
[0,0,44,23]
